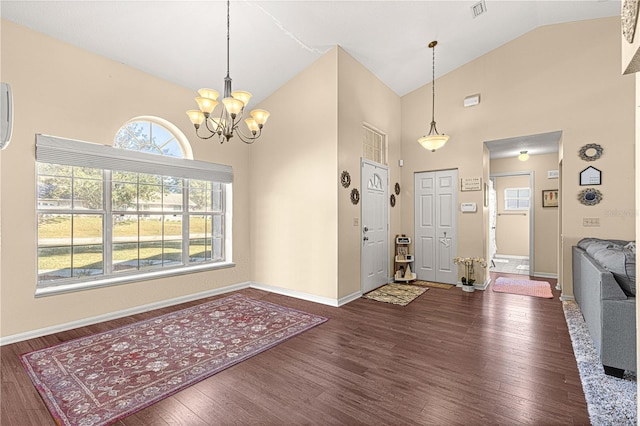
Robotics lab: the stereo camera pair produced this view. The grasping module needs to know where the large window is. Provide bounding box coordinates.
[36,120,232,295]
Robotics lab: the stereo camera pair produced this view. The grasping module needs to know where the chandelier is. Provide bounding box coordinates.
[186,0,270,144]
[418,41,449,152]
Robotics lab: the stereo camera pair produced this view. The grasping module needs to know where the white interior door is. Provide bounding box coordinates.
[414,169,458,284]
[361,160,389,293]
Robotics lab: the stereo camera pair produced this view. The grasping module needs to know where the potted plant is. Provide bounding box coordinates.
[453,257,487,292]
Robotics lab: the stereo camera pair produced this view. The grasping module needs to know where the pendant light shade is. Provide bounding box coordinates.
[518,150,529,161]
[418,40,449,152]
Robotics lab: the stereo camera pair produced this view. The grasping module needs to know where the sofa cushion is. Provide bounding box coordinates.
[584,240,621,259]
[591,246,636,296]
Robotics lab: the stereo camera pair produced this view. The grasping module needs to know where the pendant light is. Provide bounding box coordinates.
[418,40,450,152]
[518,151,529,161]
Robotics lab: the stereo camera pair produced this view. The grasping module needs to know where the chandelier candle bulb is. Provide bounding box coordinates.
[195,97,218,114]
[250,109,270,126]
[222,97,244,116]
[197,88,220,100]
[231,91,252,106]
[186,110,205,126]
[245,118,260,133]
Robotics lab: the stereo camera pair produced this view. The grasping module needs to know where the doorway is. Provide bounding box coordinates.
[489,172,534,276]
[414,169,458,284]
[361,159,389,293]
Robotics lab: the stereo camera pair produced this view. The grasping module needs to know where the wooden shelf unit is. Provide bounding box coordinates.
[394,235,416,282]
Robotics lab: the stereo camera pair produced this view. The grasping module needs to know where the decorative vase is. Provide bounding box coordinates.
[462,284,475,293]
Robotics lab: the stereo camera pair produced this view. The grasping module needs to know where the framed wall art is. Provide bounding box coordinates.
[580,166,601,186]
[542,189,559,207]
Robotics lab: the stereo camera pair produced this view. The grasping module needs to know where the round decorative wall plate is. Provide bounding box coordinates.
[394,182,401,195]
[390,194,396,207]
[340,171,351,188]
[623,0,640,44]
[350,188,360,205]
[578,143,603,161]
[578,188,603,206]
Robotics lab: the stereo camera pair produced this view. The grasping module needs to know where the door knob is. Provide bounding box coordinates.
[363,226,369,233]
[363,236,369,241]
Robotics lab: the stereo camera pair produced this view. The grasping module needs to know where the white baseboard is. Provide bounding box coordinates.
[1,281,365,346]
[338,290,363,306]
[0,282,251,346]
[474,277,491,291]
[250,282,345,307]
[560,294,575,301]
[533,272,558,279]
[494,254,529,260]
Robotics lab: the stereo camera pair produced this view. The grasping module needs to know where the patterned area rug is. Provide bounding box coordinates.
[412,280,454,289]
[20,294,327,426]
[363,283,428,306]
[492,277,553,298]
[563,301,637,425]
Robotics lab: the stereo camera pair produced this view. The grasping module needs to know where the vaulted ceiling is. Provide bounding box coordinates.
[1,0,622,107]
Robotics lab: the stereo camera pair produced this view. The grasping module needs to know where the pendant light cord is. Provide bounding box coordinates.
[431,42,436,125]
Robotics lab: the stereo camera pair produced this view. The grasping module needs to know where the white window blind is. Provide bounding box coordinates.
[36,134,232,183]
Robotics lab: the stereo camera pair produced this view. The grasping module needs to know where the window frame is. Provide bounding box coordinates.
[35,133,234,297]
[503,187,531,211]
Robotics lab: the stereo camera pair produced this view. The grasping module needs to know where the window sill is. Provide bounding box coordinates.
[35,261,236,298]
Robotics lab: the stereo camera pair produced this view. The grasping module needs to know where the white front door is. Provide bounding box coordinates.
[414,169,458,284]
[361,160,389,293]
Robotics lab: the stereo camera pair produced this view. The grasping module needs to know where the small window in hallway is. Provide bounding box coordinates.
[504,187,530,210]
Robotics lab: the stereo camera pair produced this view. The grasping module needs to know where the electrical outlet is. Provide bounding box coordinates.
[353,217,359,226]
[583,217,600,227]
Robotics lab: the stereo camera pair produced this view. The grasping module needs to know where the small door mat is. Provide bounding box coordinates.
[412,280,454,289]
[492,277,553,298]
[363,283,428,306]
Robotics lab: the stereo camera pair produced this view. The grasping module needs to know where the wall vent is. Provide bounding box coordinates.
[471,0,487,18]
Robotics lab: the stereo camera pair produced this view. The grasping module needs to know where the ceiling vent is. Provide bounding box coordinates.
[471,0,487,18]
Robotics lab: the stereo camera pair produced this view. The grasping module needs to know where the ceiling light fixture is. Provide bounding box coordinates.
[518,150,530,161]
[418,41,449,152]
[186,0,269,144]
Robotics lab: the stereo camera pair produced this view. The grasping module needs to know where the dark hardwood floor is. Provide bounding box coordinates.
[1,273,590,425]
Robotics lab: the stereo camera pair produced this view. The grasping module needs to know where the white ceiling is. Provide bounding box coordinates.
[1,0,622,106]
[485,130,561,159]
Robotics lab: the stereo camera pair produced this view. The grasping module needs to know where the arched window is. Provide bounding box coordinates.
[114,116,193,159]
[34,117,233,296]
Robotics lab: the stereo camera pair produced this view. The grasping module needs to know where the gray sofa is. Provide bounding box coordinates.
[572,238,636,377]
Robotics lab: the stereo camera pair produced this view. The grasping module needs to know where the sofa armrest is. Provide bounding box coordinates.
[602,298,637,372]
[600,270,629,300]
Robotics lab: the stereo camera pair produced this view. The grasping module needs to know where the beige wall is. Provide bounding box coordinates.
[1,16,635,340]
[336,48,402,299]
[401,17,634,293]
[250,47,402,301]
[250,48,339,300]
[491,153,560,275]
[0,20,253,338]
[492,174,530,257]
